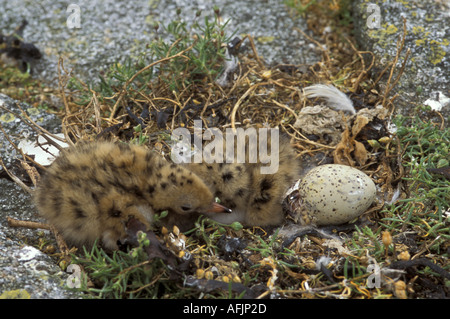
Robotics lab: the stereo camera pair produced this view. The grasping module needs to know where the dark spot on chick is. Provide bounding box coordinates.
[160,182,168,189]
[92,176,107,188]
[74,207,87,219]
[222,171,234,182]
[49,190,63,213]
[118,143,131,153]
[71,179,82,188]
[145,163,153,175]
[91,192,100,204]
[260,178,273,192]
[186,179,193,184]
[73,223,83,233]
[223,200,236,209]
[76,163,89,173]
[131,185,145,199]
[145,151,153,163]
[56,157,75,172]
[108,203,122,218]
[253,179,273,205]
[69,197,87,219]
[114,179,138,196]
[253,195,272,205]
[235,188,246,197]
[168,172,177,184]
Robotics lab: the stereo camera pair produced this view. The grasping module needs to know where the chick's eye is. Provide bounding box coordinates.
[180,205,192,212]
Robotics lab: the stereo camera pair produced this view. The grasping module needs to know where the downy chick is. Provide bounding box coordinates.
[184,129,300,227]
[34,141,229,250]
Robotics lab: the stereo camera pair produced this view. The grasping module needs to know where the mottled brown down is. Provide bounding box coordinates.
[35,133,300,250]
[35,142,222,250]
[185,131,300,227]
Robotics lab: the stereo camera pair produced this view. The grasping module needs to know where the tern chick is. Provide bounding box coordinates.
[34,141,230,250]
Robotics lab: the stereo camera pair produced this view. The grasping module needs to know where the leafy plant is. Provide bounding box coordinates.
[71,234,177,299]
[387,106,449,243]
[150,10,234,92]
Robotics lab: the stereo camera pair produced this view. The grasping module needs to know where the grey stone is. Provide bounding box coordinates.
[352,0,449,118]
[0,179,83,299]
[0,94,83,298]
[0,0,319,87]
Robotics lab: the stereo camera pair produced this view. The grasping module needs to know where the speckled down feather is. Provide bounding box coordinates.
[35,133,301,250]
[185,130,301,227]
[34,142,222,250]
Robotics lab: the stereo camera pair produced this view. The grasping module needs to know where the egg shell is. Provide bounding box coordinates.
[297,164,376,225]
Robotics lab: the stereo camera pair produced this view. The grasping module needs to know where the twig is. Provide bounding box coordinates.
[390,257,450,280]
[92,91,102,135]
[0,104,66,172]
[382,18,409,109]
[4,102,69,148]
[20,160,40,187]
[294,27,330,63]
[7,208,72,258]
[230,82,268,130]
[0,156,33,195]
[109,40,196,120]
[271,99,298,121]
[57,57,77,147]
[58,57,71,116]
[7,217,51,230]
[243,34,264,68]
[344,37,375,92]
[50,225,72,257]
[285,124,336,150]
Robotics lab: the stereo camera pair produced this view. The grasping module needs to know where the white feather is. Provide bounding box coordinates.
[303,84,356,115]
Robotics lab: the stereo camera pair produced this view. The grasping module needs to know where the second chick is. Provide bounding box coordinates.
[184,129,301,227]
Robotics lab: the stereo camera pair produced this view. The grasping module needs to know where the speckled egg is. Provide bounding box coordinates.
[286,164,377,226]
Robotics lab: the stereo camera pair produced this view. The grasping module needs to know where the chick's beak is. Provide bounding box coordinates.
[207,202,232,214]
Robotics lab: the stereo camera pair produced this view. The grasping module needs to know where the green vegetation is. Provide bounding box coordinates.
[71,235,182,299]
[150,11,234,92]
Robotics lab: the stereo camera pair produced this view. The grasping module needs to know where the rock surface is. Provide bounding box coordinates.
[0,0,318,87]
[0,94,84,298]
[0,179,83,298]
[352,0,449,118]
